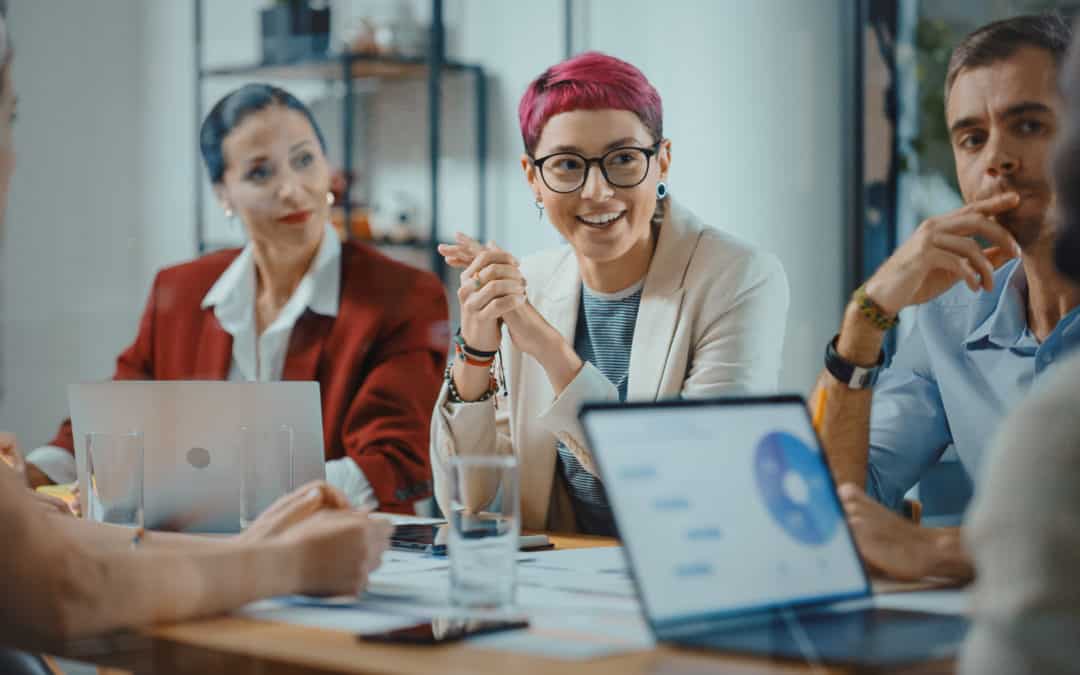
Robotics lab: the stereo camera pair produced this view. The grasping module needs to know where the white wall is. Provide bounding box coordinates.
[0,0,147,447]
[0,0,849,447]
[582,0,848,391]
[139,0,197,282]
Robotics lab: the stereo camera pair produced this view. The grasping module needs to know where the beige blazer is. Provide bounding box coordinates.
[430,201,789,532]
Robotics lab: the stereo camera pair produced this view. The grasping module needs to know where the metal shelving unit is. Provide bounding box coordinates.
[193,0,487,283]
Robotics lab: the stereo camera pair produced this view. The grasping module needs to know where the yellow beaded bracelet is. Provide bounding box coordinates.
[854,285,900,331]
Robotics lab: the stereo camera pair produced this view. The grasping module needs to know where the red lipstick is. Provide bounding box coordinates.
[277,210,312,225]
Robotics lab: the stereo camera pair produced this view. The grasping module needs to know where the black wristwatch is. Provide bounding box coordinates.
[824,335,884,389]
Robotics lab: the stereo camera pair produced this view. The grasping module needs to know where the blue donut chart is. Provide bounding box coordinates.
[754,431,840,547]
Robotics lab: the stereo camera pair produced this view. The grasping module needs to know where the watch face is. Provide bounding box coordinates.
[854,366,880,389]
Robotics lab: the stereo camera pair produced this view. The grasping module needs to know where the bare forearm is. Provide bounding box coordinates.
[13,539,301,646]
[75,542,298,635]
[452,359,494,401]
[534,330,583,397]
[45,514,236,552]
[817,302,887,487]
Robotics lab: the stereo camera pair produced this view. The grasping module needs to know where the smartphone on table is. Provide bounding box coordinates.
[390,524,552,554]
[356,618,530,645]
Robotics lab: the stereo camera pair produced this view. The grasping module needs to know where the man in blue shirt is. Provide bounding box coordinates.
[816,14,1080,582]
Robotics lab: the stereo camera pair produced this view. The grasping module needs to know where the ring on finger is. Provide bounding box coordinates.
[474,277,483,290]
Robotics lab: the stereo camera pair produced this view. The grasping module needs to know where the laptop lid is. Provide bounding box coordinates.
[69,381,326,532]
[579,395,871,638]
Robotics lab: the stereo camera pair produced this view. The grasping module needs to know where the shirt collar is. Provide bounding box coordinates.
[963,260,1029,350]
[201,223,341,323]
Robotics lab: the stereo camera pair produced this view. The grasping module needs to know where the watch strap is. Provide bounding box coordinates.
[824,335,884,389]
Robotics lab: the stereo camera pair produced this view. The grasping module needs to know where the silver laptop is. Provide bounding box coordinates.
[69,381,326,533]
[579,395,967,666]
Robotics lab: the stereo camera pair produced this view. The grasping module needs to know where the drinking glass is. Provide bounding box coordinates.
[446,455,520,609]
[84,431,144,528]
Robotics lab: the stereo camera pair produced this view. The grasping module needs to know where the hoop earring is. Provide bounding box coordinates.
[656,182,668,200]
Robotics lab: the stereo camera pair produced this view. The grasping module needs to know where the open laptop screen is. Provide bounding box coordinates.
[581,396,869,627]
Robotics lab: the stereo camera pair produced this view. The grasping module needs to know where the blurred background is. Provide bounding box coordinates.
[0,1,1072,521]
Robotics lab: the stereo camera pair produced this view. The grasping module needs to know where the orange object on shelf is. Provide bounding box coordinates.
[330,206,372,241]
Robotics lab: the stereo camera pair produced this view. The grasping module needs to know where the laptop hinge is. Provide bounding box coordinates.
[656,596,876,641]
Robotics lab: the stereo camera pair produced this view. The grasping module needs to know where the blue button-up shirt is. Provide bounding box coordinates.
[867,259,1080,509]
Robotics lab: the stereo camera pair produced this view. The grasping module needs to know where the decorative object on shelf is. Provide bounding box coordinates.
[328,168,372,240]
[345,2,427,58]
[330,205,372,242]
[260,0,332,65]
[347,17,381,55]
[370,191,420,244]
[383,2,428,58]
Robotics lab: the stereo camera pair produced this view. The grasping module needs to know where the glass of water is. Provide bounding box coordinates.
[84,431,144,528]
[238,425,295,529]
[447,455,520,609]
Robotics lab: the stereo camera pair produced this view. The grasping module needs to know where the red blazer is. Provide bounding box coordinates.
[50,242,449,512]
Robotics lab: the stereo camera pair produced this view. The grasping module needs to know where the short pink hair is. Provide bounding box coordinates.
[518,51,663,155]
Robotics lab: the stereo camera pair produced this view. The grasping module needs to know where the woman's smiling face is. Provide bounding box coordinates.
[522,108,670,266]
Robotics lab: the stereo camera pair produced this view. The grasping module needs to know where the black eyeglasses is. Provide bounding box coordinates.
[530,140,663,194]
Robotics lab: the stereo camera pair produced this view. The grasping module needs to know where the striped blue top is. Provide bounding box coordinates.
[556,279,644,535]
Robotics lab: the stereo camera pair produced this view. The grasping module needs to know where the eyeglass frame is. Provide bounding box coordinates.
[529,139,665,194]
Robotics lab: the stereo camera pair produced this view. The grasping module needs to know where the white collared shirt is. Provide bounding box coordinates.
[29,224,377,509]
[201,223,342,383]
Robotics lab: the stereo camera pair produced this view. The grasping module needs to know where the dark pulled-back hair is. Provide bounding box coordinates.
[199,83,326,184]
[945,14,1072,105]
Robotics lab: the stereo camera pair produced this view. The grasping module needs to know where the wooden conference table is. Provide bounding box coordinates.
[47,532,956,675]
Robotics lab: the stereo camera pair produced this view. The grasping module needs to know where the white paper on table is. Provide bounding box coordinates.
[473,610,655,659]
[238,598,420,634]
[241,566,652,660]
[524,546,628,573]
[515,546,635,598]
[370,512,446,526]
[361,569,641,617]
[372,549,450,576]
[873,589,970,616]
[517,566,636,598]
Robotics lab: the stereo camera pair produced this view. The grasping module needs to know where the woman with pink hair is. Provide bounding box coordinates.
[432,52,789,534]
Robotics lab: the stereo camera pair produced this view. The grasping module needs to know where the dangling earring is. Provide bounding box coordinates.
[656,181,668,200]
[223,205,236,227]
[326,191,335,206]
[534,198,544,221]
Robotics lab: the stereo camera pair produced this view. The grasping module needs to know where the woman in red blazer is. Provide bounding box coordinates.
[26,84,448,513]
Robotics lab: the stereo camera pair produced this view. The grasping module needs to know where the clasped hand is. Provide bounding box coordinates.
[438,233,556,358]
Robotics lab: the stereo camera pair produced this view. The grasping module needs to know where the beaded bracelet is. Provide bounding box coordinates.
[854,285,900,332]
[454,328,498,360]
[454,339,496,367]
[445,359,499,404]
